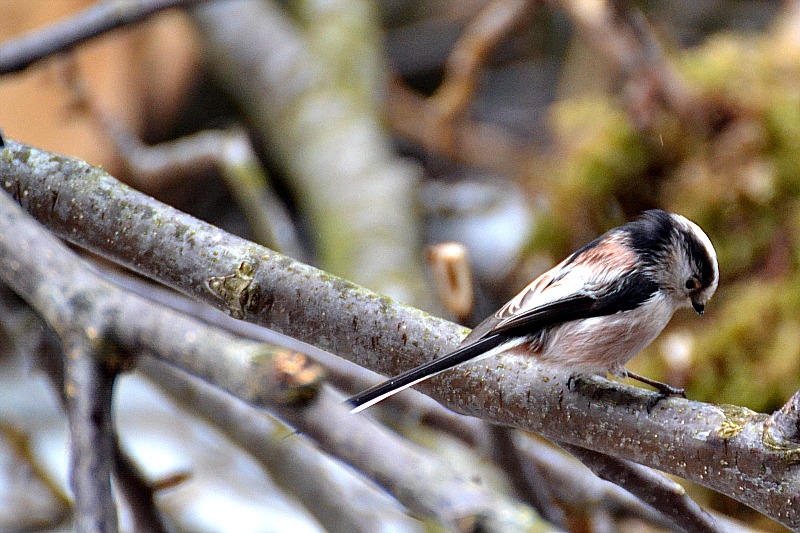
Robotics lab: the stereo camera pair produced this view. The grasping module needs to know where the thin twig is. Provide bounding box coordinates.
[488,425,567,528]
[112,441,170,533]
[0,0,214,75]
[431,0,537,153]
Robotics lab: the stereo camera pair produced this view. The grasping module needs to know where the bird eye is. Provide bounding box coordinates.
[685,278,700,291]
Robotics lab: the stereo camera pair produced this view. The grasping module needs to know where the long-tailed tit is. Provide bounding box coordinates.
[348,210,718,414]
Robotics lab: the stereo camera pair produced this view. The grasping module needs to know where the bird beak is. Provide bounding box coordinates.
[692,301,705,316]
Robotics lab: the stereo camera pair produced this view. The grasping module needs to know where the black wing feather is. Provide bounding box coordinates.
[347,333,507,412]
[485,274,657,339]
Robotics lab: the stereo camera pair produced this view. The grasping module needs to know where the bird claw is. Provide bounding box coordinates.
[645,386,686,414]
[566,375,579,391]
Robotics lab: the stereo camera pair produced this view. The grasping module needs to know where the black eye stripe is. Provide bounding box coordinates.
[681,230,715,288]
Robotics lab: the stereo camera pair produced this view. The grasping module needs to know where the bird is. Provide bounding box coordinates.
[348,209,718,414]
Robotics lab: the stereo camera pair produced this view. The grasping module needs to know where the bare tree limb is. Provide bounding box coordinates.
[96,267,721,533]
[559,443,721,533]
[25,301,169,533]
[0,0,214,75]
[1,139,799,529]
[431,0,537,153]
[488,425,567,528]
[139,357,426,533]
[191,0,433,308]
[63,340,119,533]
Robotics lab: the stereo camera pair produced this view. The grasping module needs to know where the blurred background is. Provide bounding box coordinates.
[1,0,799,531]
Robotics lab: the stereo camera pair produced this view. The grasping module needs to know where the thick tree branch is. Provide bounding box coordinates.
[92,270,728,532]
[1,140,799,529]
[0,161,326,408]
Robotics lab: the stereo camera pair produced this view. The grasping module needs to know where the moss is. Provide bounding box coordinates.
[549,97,651,201]
[715,404,759,440]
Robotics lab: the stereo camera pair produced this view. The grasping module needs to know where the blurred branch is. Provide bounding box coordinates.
[488,425,567,528]
[387,78,532,176]
[385,0,540,177]
[112,442,170,533]
[191,0,433,308]
[59,60,305,259]
[2,140,799,529]
[263,387,543,530]
[292,0,385,112]
[431,0,537,152]
[516,438,760,533]
[554,0,701,129]
[559,443,721,533]
[63,342,119,533]
[515,436,678,528]
[0,0,213,75]
[139,357,424,533]
[109,125,304,260]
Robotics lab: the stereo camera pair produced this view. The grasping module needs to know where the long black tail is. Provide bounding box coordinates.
[347,333,509,413]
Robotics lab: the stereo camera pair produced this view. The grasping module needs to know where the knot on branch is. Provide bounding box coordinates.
[763,391,800,463]
[246,349,325,407]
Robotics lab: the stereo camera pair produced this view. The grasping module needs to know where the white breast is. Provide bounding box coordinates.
[536,293,677,376]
